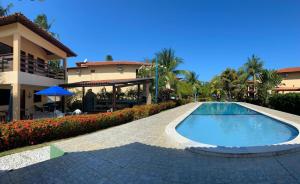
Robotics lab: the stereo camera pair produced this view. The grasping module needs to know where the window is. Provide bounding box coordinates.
[34,90,42,103]
[21,51,26,72]
[91,69,95,73]
[37,58,45,72]
[28,54,34,74]
[0,89,10,105]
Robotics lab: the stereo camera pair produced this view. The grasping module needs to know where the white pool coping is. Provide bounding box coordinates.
[165,102,300,157]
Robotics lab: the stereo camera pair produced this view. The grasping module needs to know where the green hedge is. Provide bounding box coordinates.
[268,93,300,115]
[0,101,186,152]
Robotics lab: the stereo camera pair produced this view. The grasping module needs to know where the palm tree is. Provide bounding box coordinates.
[0,3,13,16]
[156,48,184,75]
[220,68,239,100]
[34,14,59,38]
[184,71,200,101]
[155,48,187,97]
[257,69,282,105]
[244,55,264,97]
[185,71,199,85]
[235,67,249,100]
[34,14,61,70]
[210,76,223,100]
[105,55,113,61]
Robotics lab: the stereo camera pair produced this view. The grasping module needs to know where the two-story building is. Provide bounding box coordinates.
[68,61,150,92]
[0,13,76,121]
[66,61,152,111]
[275,67,300,93]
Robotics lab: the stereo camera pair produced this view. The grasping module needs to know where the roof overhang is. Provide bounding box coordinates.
[277,67,300,74]
[60,78,153,88]
[274,87,300,91]
[0,13,77,57]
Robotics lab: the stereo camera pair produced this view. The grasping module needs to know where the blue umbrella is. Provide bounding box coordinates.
[35,86,74,116]
[35,86,74,96]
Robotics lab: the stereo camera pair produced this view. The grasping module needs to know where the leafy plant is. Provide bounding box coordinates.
[244,55,264,98]
[257,69,282,105]
[0,3,13,16]
[0,101,183,151]
[269,93,300,115]
[105,55,113,61]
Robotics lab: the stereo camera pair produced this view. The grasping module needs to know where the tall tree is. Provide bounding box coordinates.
[210,76,223,100]
[235,67,249,100]
[220,68,239,100]
[34,14,60,70]
[257,69,282,105]
[244,55,264,97]
[155,48,187,97]
[0,3,13,16]
[184,71,200,101]
[34,14,59,39]
[185,71,199,85]
[105,55,113,61]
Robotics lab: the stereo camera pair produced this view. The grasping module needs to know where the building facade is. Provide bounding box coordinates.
[275,67,300,93]
[67,61,150,92]
[0,13,76,120]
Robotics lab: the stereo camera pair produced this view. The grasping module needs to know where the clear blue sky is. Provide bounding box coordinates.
[4,0,300,81]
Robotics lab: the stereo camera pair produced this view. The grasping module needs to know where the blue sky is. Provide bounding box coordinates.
[3,0,300,81]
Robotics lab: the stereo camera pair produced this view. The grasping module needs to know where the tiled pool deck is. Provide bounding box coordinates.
[2,103,300,183]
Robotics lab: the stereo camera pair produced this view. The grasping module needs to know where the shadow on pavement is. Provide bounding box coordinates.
[1,142,300,184]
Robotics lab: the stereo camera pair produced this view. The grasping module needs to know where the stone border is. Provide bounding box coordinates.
[165,102,300,157]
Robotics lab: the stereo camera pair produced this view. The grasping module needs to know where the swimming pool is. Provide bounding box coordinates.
[175,103,299,147]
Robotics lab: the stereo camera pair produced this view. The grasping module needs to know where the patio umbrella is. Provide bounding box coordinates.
[35,86,74,116]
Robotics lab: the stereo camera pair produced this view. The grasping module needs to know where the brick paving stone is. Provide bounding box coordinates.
[1,103,300,183]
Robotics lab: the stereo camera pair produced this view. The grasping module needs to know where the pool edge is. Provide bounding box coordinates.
[165,102,300,157]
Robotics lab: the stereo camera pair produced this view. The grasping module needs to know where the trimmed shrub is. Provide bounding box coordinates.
[268,93,300,115]
[0,101,179,151]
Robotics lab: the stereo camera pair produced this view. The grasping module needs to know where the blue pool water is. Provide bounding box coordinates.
[176,103,299,147]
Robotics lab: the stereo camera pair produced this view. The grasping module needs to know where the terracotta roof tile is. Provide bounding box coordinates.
[60,78,153,87]
[74,61,151,68]
[0,13,76,57]
[274,87,300,91]
[277,67,300,73]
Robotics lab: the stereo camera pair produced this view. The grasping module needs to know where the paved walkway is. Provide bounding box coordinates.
[1,103,300,184]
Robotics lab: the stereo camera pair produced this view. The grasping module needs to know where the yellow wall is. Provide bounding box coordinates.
[280,72,300,88]
[68,65,138,83]
[68,65,140,93]
[21,85,48,115]
[0,22,71,120]
[278,72,300,94]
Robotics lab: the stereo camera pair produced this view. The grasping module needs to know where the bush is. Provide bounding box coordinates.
[268,93,300,115]
[175,99,192,106]
[0,101,179,151]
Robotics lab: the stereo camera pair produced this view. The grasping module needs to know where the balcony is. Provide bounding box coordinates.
[0,53,65,80]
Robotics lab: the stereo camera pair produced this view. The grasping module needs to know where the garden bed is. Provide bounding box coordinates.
[0,101,185,152]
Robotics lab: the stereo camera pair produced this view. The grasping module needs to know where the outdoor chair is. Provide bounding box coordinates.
[72,109,82,115]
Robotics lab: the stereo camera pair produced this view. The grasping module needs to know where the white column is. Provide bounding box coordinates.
[12,33,21,120]
[145,82,151,104]
[63,58,67,82]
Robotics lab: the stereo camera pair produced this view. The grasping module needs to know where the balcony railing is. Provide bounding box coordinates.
[0,53,13,72]
[0,53,65,80]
